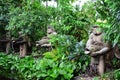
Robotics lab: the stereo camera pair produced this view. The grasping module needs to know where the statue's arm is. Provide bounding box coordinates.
[91,46,110,57]
[95,47,109,54]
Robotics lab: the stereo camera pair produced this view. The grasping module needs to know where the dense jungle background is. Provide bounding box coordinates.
[0,0,120,80]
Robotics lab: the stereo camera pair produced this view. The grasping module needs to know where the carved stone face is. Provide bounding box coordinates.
[47,27,54,34]
[92,27,102,35]
[47,26,57,35]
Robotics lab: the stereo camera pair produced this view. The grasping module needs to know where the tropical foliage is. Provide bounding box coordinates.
[94,0,120,46]
[0,0,120,80]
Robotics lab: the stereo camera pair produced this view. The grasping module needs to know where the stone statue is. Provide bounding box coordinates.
[85,26,110,75]
[36,26,57,50]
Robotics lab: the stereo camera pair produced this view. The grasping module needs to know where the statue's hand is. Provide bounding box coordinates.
[85,48,91,54]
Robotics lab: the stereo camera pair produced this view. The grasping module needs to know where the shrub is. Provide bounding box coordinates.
[0,53,75,80]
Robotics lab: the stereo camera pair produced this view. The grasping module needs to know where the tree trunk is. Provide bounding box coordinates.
[5,31,11,54]
[20,44,27,57]
[6,42,10,54]
[20,35,28,57]
[46,1,48,7]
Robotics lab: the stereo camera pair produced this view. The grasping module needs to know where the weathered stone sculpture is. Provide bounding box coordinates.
[36,26,57,51]
[85,26,110,75]
[85,26,120,76]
